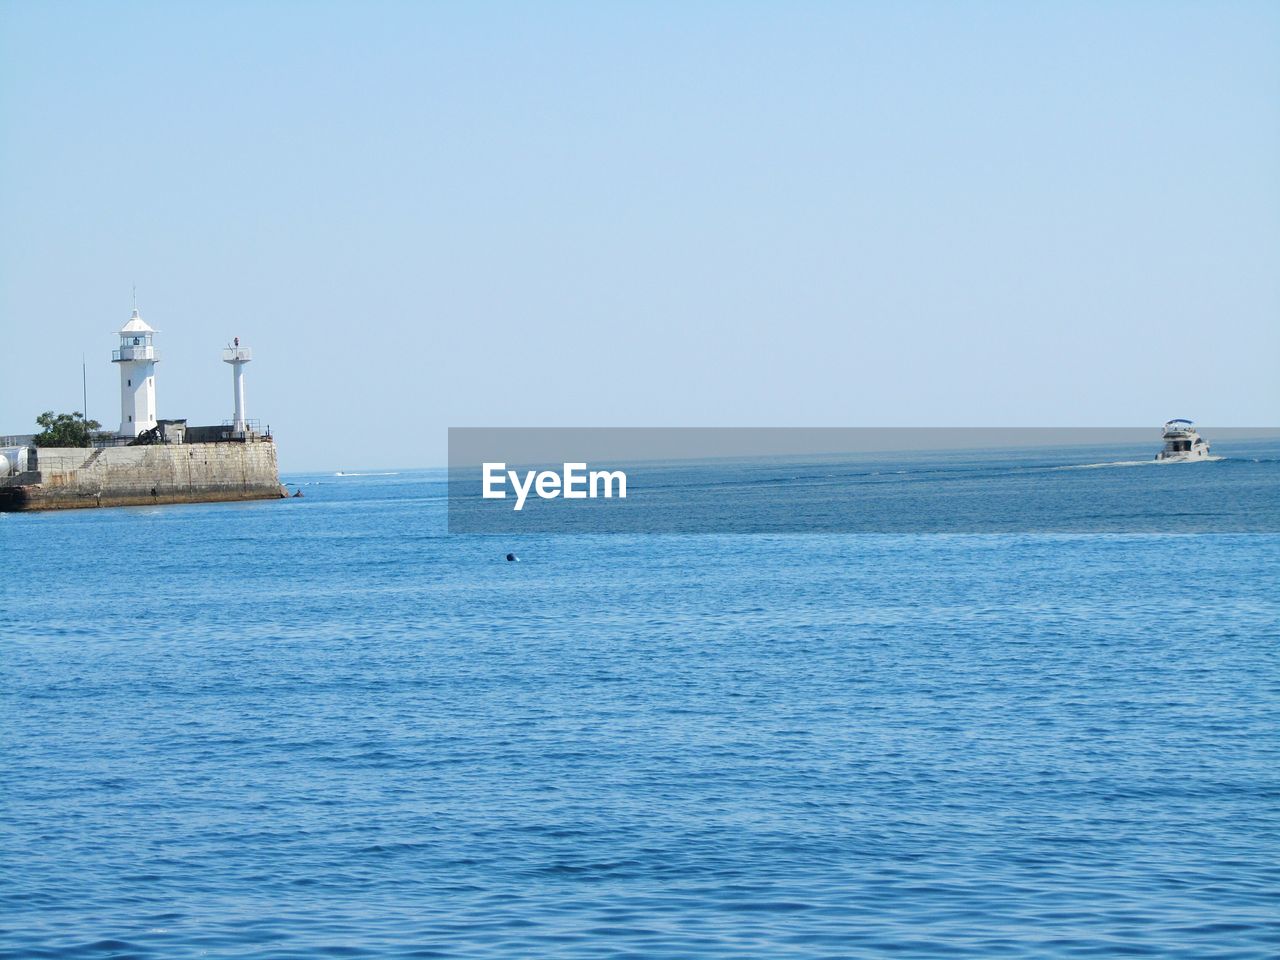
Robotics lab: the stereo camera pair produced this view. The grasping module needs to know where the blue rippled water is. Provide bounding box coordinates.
[3,451,1279,957]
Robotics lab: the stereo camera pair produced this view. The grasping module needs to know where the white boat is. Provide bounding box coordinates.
[1155,419,1211,461]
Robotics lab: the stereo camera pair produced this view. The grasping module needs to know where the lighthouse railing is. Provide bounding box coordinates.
[219,418,265,437]
[112,347,159,362]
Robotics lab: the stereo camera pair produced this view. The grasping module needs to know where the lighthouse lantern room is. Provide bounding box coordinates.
[112,309,159,437]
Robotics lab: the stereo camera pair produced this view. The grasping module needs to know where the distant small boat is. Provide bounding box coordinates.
[1155,419,1212,462]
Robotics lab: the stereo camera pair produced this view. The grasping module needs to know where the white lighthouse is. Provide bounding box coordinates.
[222,337,253,436]
[113,309,158,437]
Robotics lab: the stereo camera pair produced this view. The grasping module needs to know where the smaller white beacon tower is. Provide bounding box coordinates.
[222,337,253,436]
[113,309,159,437]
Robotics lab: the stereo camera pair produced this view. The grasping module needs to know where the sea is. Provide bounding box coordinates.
[3,443,1278,958]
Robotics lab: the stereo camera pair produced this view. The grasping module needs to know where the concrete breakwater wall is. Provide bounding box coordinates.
[0,440,287,511]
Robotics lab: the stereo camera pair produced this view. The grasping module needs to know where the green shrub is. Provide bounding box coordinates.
[33,411,102,448]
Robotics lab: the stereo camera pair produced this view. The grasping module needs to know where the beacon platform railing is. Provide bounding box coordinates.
[222,347,253,362]
[219,419,270,439]
[112,347,159,362]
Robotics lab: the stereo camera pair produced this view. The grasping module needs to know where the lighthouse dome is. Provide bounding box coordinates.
[119,310,156,335]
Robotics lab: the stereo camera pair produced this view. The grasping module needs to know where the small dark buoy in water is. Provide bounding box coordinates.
[293,489,304,497]
[506,552,517,562]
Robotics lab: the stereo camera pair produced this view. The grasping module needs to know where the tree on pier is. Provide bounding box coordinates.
[33,411,102,447]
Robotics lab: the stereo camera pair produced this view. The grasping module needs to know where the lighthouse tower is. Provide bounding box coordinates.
[222,337,253,436]
[112,310,158,437]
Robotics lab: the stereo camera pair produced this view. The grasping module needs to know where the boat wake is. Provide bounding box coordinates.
[334,471,401,477]
[1057,456,1224,470]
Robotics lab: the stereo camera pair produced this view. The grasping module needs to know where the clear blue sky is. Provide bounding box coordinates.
[2,1,1277,471]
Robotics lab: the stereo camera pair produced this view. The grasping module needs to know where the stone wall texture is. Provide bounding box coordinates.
[0,441,286,511]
